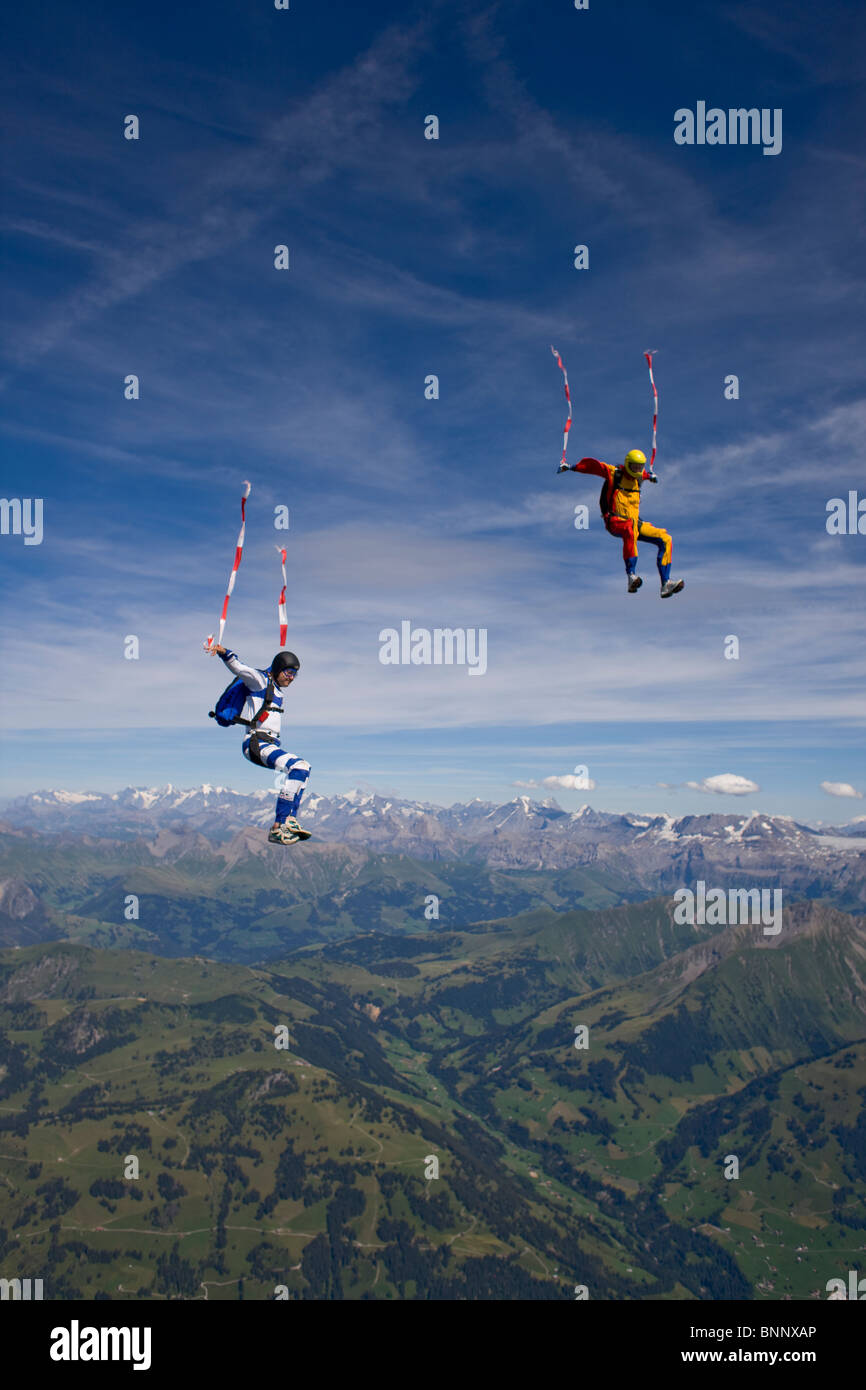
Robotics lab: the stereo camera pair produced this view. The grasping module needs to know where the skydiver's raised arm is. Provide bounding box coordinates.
[558,457,612,479]
[212,644,269,691]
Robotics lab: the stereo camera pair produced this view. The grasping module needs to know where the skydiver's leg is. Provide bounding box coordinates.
[638,521,683,596]
[605,515,641,590]
[272,756,311,821]
[242,735,311,830]
[270,756,312,841]
[637,521,673,582]
[605,515,638,572]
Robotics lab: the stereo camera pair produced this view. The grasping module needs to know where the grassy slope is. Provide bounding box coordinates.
[0,944,637,1300]
[2,896,863,1300]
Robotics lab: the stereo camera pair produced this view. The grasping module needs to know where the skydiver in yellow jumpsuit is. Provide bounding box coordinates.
[559,449,684,596]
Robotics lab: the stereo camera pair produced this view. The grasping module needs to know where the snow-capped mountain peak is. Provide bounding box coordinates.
[4,790,866,886]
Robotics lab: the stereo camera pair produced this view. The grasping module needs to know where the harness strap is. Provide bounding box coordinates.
[233,677,281,727]
[600,466,624,519]
[247,730,278,767]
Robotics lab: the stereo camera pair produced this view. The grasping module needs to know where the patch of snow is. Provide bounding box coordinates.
[342,789,372,806]
[653,814,679,841]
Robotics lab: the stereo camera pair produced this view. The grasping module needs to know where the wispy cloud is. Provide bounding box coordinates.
[2,0,864,819]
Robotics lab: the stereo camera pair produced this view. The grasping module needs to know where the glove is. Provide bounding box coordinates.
[647,472,658,483]
[557,462,570,474]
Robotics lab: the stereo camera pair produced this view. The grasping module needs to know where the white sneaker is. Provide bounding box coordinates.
[282,816,312,841]
[268,824,299,845]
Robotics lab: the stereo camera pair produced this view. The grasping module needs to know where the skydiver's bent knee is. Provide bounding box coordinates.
[276,756,311,782]
[242,735,311,779]
[638,522,672,566]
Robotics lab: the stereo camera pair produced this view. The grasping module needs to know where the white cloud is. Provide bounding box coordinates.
[513,773,597,792]
[686,774,760,796]
[821,781,863,799]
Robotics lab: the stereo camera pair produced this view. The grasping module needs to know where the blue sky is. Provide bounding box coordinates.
[1,0,864,821]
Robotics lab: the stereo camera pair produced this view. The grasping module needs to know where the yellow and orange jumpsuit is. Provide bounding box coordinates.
[573,457,673,581]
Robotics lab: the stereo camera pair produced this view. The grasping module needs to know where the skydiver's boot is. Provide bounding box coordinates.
[268,823,299,845]
[281,816,312,841]
[660,579,684,598]
[628,574,643,593]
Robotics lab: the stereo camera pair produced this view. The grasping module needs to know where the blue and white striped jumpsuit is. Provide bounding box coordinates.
[218,649,310,823]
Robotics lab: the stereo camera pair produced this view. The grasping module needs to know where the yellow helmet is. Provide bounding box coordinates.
[623,449,646,477]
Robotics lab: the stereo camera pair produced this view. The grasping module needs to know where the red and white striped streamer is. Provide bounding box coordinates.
[551,345,573,467]
[205,481,251,653]
[276,546,287,648]
[644,350,658,470]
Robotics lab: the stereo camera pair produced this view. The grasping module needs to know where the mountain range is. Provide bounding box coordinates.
[2,787,865,964]
[2,785,865,1299]
[6,783,866,867]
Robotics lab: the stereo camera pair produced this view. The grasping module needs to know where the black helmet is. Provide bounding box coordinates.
[271,651,300,676]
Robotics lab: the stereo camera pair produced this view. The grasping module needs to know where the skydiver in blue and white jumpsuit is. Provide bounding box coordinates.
[212,645,311,845]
